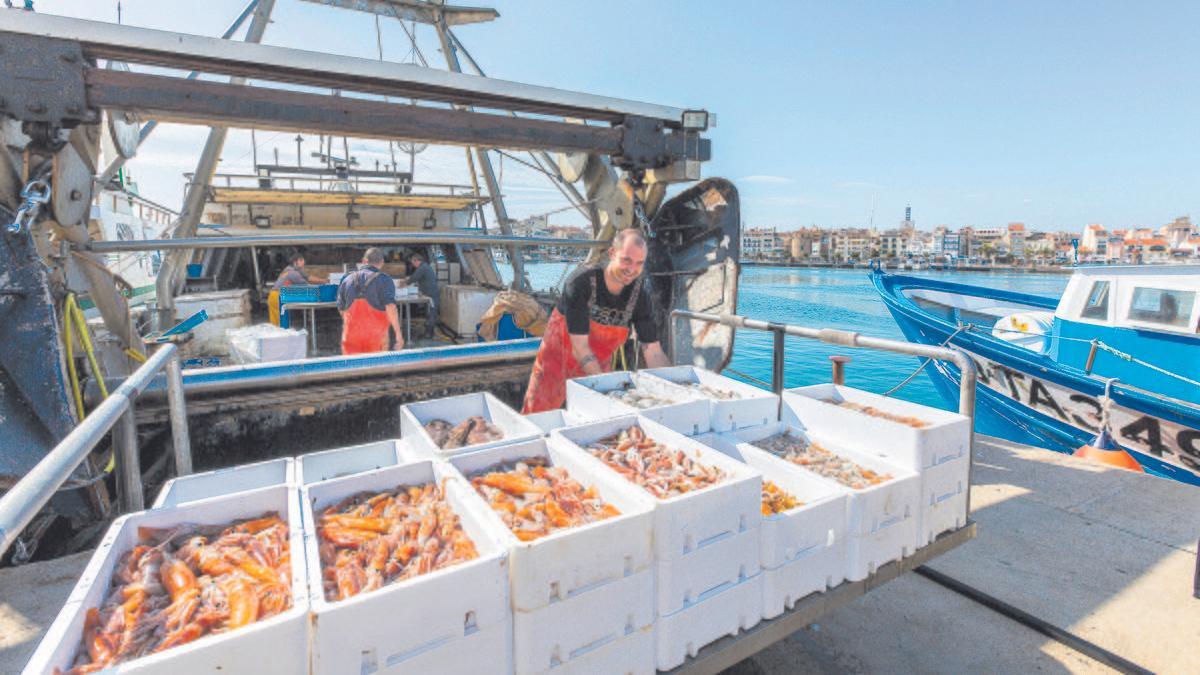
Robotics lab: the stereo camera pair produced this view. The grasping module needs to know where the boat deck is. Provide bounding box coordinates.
[2,434,1196,673]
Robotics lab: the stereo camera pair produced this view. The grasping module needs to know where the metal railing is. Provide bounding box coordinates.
[673,309,979,512]
[0,344,192,559]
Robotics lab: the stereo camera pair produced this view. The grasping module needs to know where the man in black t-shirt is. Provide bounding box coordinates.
[522,228,671,413]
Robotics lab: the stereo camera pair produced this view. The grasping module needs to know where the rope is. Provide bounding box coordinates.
[960,323,1200,390]
[883,325,967,397]
[724,366,773,390]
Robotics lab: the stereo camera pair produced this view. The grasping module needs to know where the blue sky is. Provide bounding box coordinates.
[35,0,1200,232]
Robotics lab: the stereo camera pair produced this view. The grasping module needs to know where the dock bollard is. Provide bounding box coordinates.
[830,355,850,385]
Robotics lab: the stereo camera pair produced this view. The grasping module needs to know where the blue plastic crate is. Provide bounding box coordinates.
[186,263,203,278]
[279,284,338,303]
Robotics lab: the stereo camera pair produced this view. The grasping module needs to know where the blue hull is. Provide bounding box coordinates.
[871,272,1200,486]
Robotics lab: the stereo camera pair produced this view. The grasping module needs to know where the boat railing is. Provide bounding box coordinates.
[672,309,980,510]
[192,172,482,197]
[0,343,191,560]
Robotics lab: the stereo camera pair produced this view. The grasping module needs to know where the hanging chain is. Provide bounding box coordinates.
[6,172,52,235]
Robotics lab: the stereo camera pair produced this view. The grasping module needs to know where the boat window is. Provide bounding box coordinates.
[1126,287,1195,328]
[1080,281,1110,319]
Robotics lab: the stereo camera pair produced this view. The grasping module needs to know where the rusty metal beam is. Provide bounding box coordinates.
[85,69,623,156]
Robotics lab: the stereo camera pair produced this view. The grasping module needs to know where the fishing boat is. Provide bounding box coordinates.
[872,264,1200,485]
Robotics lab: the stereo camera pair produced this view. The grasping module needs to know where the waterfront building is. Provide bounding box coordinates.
[1005,222,1026,258]
[743,226,784,260]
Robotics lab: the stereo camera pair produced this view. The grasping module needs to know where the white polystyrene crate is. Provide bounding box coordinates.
[303,460,512,675]
[294,439,402,486]
[400,391,542,457]
[152,456,293,508]
[723,422,919,540]
[25,486,307,675]
[511,569,654,675]
[518,623,654,675]
[640,366,779,432]
[844,514,917,581]
[522,408,587,436]
[655,574,763,671]
[655,527,759,615]
[549,415,762,564]
[447,437,655,612]
[781,384,970,470]
[918,479,969,547]
[698,431,848,571]
[759,537,847,619]
[565,371,711,436]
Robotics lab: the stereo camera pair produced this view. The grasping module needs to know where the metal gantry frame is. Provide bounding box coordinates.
[0,343,190,558]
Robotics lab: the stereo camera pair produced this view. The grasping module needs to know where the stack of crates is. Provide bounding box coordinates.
[783,384,970,549]
[551,415,763,671]
[449,438,657,674]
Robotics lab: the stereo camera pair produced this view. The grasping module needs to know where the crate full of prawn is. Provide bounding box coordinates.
[448,437,657,675]
[25,485,308,675]
[549,415,762,615]
[400,391,543,458]
[641,365,779,432]
[724,421,919,581]
[301,459,513,675]
[782,385,970,546]
[565,371,711,436]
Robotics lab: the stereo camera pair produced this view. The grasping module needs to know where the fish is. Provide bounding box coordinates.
[761,480,803,515]
[424,416,505,449]
[752,433,893,489]
[833,400,929,428]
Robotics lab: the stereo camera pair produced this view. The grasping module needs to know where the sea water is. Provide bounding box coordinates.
[514,263,1070,411]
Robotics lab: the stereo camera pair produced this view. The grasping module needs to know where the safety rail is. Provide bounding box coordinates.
[672,309,979,509]
[194,173,482,196]
[0,343,191,559]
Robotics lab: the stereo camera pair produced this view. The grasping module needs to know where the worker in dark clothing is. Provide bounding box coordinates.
[337,248,402,354]
[269,250,323,325]
[522,228,670,413]
[406,252,439,339]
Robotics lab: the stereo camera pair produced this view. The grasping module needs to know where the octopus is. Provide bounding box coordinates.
[752,433,893,490]
[833,400,929,428]
[469,458,621,541]
[62,513,292,673]
[586,425,726,499]
[316,480,478,602]
[424,416,505,449]
[761,480,803,515]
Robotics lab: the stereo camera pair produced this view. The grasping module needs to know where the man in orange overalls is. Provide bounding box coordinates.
[522,229,671,413]
[336,248,403,354]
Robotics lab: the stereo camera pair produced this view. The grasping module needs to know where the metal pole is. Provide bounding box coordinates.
[249,245,263,300]
[830,355,850,385]
[113,407,144,512]
[81,232,611,253]
[95,0,261,188]
[771,329,785,394]
[0,343,177,558]
[154,0,277,327]
[432,15,527,292]
[164,351,192,476]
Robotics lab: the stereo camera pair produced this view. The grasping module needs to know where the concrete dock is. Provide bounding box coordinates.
[2,435,1197,674]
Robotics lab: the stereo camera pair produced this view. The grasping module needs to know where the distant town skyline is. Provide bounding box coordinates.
[36,0,1200,230]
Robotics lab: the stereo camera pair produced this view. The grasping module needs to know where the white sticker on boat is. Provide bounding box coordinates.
[948,353,1200,477]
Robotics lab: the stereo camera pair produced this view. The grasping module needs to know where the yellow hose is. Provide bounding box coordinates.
[63,294,115,472]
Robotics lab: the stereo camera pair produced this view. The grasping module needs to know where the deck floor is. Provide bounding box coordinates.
[2,435,1196,674]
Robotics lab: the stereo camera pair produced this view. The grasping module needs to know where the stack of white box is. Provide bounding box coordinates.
[400,392,543,459]
[640,365,779,433]
[551,415,763,671]
[449,438,657,674]
[783,385,970,548]
[565,371,711,436]
[26,485,310,674]
[697,431,849,619]
[302,460,514,674]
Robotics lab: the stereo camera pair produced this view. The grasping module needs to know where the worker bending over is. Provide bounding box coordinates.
[337,248,403,354]
[522,228,670,413]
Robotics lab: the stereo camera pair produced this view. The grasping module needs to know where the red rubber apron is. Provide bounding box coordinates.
[341,270,391,355]
[522,272,642,414]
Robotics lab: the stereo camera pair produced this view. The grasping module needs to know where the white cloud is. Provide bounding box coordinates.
[739,175,793,185]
